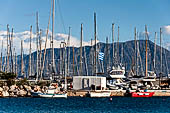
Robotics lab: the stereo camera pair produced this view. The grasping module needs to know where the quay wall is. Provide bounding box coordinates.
[153,92,170,96]
[68,90,170,97]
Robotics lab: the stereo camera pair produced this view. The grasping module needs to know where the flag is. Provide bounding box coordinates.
[98,52,104,61]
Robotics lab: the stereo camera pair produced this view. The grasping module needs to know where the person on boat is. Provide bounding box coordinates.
[144,89,148,92]
[136,89,140,92]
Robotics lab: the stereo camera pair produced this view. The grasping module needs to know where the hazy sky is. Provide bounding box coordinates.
[0,0,170,43]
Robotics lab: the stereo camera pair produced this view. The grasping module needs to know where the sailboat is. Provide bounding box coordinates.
[31,0,67,98]
[126,25,155,97]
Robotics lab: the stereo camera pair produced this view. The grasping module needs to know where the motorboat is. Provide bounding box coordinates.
[39,89,67,98]
[125,90,154,97]
[130,92,154,97]
[89,91,111,97]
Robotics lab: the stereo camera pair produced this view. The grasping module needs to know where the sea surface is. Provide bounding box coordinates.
[0,97,170,113]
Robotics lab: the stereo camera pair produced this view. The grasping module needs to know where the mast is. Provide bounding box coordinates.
[94,12,97,76]
[6,24,9,73]
[21,40,23,77]
[72,46,75,76]
[67,27,71,76]
[15,51,17,76]
[145,25,148,77]
[62,44,65,77]
[10,28,14,73]
[41,0,52,79]
[52,0,55,76]
[59,43,62,77]
[91,39,94,75]
[0,40,3,72]
[117,26,120,64]
[84,45,88,75]
[36,12,39,81]
[106,37,108,72]
[160,28,162,78]
[153,32,157,71]
[75,50,79,75]
[136,32,139,76]
[80,23,83,76]
[63,42,67,90]
[121,44,124,64]
[134,27,137,75]
[29,26,32,78]
[4,49,6,72]
[39,29,42,80]
[112,23,114,66]
[108,38,111,69]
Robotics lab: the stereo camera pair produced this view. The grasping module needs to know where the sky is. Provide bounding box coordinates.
[0,0,170,47]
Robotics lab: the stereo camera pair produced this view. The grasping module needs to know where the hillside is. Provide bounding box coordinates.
[17,40,170,77]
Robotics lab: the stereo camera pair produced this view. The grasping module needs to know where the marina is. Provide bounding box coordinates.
[0,0,170,99]
[1,0,170,112]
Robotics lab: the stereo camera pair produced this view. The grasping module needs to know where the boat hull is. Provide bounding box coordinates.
[31,91,42,97]
[130,92,154,97]
[39,93,67,98]
[90,91,111,97]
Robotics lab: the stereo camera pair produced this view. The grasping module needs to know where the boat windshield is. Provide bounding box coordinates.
[110,71,123,75]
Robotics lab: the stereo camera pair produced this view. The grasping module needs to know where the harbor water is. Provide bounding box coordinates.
[0,97,170,113]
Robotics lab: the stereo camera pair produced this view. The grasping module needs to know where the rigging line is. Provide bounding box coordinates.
[162,40,169,76]
[57,0,66,34]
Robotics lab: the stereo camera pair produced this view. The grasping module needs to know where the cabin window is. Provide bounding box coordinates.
[110,71,123,75]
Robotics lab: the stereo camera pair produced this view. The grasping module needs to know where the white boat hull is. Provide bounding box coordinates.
[39,93,67,98]
[90,91,111,97]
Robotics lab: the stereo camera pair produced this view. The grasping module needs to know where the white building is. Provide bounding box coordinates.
[73,76,106,90]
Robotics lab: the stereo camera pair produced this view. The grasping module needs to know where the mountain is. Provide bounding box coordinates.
[16,39,170,78]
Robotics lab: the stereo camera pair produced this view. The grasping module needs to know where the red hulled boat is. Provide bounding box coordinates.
[130,92,154,97]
